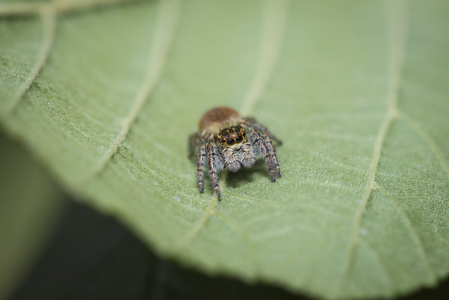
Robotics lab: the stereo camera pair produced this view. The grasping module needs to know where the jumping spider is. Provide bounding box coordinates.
[189,107,282,199]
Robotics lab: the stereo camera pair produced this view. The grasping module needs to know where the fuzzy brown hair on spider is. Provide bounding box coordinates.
[189,107,282,199]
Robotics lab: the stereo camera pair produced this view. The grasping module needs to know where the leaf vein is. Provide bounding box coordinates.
[180,0,290,252]
[75,0,181,187]
[399,112,449,179]
[359,239,394,292]
[213,211,260,278]
[376,183,437,282]
[180,197,218,250]
[240,0,289,116]
[2,7,55,117]
[0,0,144,16]
[336,0,409,296]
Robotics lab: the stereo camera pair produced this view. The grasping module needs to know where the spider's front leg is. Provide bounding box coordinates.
[253,131,276,181]
[206,143,222,199]
[259,132,281,178]
[196,144,207,193]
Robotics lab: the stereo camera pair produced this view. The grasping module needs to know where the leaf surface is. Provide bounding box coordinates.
[1,0,449,298]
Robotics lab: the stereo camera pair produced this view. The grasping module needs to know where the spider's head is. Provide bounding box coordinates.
[217,125,247,148]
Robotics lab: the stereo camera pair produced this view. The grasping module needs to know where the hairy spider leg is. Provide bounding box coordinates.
[207,143,222,199]
[259,133,281,177]
[252,130,276,181]
[244,117,282,145]
[197,144,207,193]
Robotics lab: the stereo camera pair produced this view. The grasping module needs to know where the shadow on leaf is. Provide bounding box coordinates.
[225,160,269,189]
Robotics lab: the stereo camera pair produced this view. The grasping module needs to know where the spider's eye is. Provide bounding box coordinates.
[242,132,246,136]
[235,136,243,143]
[227,138,235,145]
[221,139,226,143]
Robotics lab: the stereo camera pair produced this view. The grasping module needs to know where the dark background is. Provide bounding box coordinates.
[9,198,449,300]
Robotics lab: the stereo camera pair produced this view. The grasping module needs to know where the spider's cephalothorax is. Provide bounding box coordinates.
[189,107,282,199]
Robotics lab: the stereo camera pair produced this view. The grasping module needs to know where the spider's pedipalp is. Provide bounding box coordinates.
[241,143,255,167]
[197,144,207,193]
[253,130,276,181]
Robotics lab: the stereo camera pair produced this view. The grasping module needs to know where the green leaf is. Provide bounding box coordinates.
[1,0,449,299]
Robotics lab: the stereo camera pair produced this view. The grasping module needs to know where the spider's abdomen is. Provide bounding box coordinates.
[199,107,240,131]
